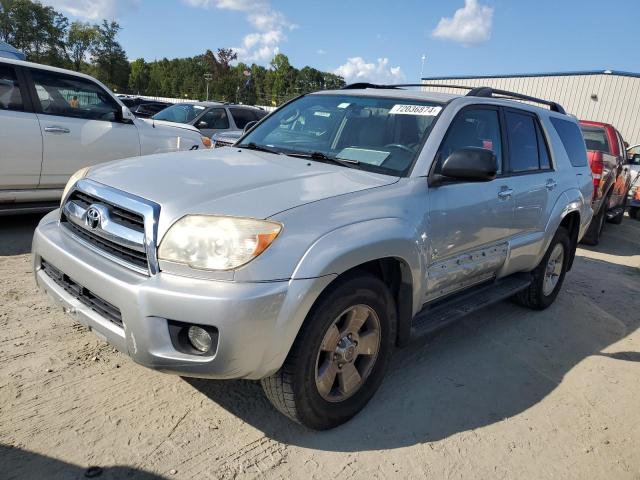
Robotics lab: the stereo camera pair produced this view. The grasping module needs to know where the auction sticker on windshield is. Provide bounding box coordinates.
[389,104,442,116]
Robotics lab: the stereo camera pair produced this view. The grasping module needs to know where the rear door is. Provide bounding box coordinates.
[27,68,140,188]
[0,63,43,189]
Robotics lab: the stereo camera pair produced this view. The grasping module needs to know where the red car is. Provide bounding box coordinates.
[579,120,632,244]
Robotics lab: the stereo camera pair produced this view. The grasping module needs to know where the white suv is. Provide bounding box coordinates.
[0,58,212,214]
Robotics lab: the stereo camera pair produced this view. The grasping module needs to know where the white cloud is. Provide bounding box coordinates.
[317,49,327,55]
[183,0,293,63]
[41,0,139,19]
[432,0,493,46]
[334,57,405,85]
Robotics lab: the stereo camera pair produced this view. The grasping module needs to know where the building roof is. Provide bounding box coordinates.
[0,41,25,61]
[422,70,640,81]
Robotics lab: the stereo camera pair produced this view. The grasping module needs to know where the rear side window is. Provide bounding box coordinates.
[229,107,257,129]
[551,118,588,167]
[505,111,540,172]
[0,65,23,111]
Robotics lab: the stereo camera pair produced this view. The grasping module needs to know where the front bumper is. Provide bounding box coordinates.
[33,210,334,380]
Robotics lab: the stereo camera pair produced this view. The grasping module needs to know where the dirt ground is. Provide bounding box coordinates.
[1,213,639,480]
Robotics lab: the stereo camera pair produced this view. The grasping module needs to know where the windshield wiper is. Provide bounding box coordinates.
[285,151,359,168]
[237,142,283,155]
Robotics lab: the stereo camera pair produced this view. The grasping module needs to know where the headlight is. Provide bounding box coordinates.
[158,215,282,271]
[60,167,90,206]
[201,136,212,149]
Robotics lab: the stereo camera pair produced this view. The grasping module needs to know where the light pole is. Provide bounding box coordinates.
[204,73,213,101]
[420,54,427,82]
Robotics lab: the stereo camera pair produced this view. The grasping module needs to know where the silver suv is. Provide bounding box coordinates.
[32,84,593,429]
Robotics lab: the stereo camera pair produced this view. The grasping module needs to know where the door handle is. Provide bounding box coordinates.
[44,126,70,134]
[545,179,557,191]
[498,187,513,200]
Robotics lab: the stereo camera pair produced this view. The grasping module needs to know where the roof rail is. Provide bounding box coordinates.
[340,82,567,114]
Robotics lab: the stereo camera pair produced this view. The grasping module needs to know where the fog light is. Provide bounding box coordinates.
[187,326,212,353]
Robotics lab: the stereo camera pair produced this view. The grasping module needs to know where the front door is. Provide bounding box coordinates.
[426,106,514,303]
[28,68,140,189]
[194,107,230,137]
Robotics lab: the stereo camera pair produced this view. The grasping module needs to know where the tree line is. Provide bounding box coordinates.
[0,0,345,105]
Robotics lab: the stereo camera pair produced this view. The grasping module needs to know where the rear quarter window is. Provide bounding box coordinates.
[550,118,588,167]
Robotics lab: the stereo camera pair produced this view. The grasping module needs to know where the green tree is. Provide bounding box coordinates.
[91,20,129,91]
[67,21,98,71]
[0,0,68,66]
[128,58,150,94]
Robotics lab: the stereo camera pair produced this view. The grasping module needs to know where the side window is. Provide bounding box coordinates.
[30,69,120,122]
[615,131,625,160]
[0,65,23,111]
[550,117,588,167]
[505,111,541,172]
[199,108,229,129]
[229,107,256,129]
[438,108,503,174]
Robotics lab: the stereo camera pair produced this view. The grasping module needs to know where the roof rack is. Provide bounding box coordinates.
[340,82,567,115]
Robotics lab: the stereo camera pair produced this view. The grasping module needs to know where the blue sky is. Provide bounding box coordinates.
[44,0,640,83]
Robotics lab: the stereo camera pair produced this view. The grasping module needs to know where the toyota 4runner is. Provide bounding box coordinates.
[33,83,593,429]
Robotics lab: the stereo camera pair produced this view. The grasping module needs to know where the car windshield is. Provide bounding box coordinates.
[152,103,206,123]
[238,94,444,176]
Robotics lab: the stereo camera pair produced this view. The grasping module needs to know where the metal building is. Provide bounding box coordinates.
[421,70,640,144]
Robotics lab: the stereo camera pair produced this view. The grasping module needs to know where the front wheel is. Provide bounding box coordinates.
[514,226,571,310]
[261,272,396,430]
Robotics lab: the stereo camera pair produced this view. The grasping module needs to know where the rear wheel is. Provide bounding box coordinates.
[514,227,571,310]
[581,202,606,246]
[261,272,396,430]
[630,207,640,220]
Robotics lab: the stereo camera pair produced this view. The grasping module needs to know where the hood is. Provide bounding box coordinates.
[136,118,201,134]
[88,147,398,232]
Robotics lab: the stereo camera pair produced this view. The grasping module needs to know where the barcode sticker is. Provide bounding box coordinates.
[389,104,442,116]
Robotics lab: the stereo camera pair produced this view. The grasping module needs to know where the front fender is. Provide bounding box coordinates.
[292,217,424,316]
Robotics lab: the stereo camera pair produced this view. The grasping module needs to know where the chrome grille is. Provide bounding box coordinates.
[60,180,160,275]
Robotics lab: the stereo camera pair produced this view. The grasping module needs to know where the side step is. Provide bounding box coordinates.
[410,273,532,340]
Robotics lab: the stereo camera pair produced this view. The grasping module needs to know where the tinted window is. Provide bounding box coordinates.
[580,126,609,152]
[198,108,229,129]
[31,69,121,121]
[505,111,541,172]
[0,65,23,111]
[536,123,551,170]
[439,108,502,174]
[229,107,257,129]
[153,103,206,123]
[551,118,588,167]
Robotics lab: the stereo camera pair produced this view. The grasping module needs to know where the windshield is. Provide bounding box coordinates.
[152,103,206,123]
[239,94,443,176]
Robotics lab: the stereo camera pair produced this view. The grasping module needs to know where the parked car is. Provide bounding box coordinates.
[152,101,267,137]
[212,130,242,148]
[33,84,593,429]
[579,120,633,244]
[118,96,170,118]
[0,58,212,215]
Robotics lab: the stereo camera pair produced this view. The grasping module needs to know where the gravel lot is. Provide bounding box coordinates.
[1,213,639,480]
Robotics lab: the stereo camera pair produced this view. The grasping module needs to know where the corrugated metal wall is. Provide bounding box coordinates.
[421,74,640,145]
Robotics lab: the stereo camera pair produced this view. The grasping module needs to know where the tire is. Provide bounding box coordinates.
[581,202,606,246]
[608,196,627,225]
[630,207,640,220]
[513,226,571,310]
[261,271,396,430]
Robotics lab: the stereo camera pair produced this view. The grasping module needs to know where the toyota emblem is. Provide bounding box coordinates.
[85,206,102,229]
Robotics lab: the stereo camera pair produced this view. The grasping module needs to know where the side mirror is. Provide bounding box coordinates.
[440,147,498,182]
[243,120,258,134]
[121,106,136,123]
[197,120,209,129]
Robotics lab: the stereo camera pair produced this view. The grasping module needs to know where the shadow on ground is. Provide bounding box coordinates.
[0,213,44,256]
[1,444,167,480]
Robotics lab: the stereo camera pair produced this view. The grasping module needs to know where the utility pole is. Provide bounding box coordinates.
[204,73,213,101]
[420,54,427,82]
